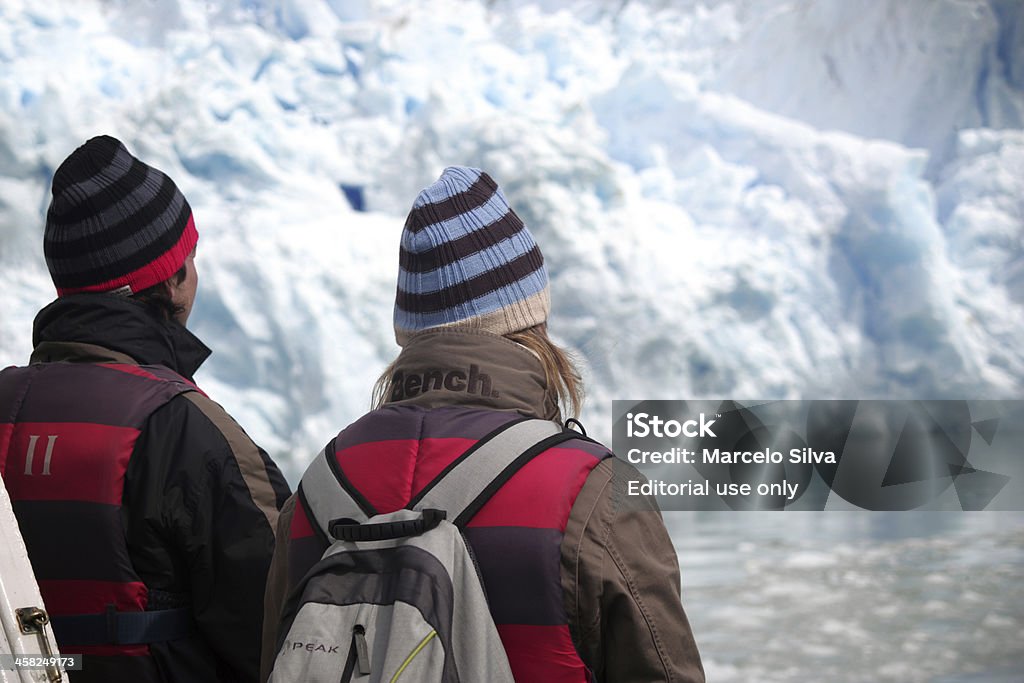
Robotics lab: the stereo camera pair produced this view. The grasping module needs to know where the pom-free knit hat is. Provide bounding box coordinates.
[44,135,198,296]
[394,166,550,346]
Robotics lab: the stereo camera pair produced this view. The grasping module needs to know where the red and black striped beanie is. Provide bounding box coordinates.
[44,135,198,297]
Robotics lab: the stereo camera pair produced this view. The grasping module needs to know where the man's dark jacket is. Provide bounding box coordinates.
[0,294,291,682]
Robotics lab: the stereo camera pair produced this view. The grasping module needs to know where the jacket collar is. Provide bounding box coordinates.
[385,329,558,420]
[30,294,211,380]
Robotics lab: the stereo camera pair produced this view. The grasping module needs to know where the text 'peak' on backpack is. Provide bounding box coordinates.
[269,418,580,683]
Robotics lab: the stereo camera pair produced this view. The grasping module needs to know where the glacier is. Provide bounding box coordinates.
[0,0,1019,475]
[3,0,1020,480]
[1,1,1023,680]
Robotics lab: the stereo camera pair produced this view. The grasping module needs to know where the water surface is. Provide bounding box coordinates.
[669,512,1024,682]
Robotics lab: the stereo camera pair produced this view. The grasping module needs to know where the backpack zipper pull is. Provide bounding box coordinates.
[353,624,371,676]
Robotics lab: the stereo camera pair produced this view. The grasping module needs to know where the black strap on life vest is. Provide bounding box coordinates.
[49,606,194,646]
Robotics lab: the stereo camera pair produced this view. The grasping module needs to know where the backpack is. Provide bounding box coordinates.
[268,418,580,683]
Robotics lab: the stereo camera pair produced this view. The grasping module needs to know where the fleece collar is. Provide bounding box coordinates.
[30,293,211,380]
[384,328,558,420]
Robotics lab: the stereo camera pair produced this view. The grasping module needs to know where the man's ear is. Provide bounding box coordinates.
[159,278,178,298]
[162,267,188,297]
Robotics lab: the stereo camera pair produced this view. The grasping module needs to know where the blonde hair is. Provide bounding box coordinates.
[371,324,584,421]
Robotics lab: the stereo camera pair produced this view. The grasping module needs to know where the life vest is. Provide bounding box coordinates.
[0,361,198,659]
[286,406,610,682]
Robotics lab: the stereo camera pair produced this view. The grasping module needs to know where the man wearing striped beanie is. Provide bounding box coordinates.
[261,167,704,682]
[44,135,199,305]
[0,136,290,683]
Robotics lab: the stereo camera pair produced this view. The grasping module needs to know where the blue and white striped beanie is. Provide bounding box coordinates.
[395,166,550,345]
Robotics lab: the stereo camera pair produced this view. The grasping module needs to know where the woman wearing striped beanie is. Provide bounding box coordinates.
[387,165,580,420]
[1,136,290,683]
[262,167,704,682]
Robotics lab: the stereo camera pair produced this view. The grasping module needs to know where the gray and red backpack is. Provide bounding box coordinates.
[268,418,582,682]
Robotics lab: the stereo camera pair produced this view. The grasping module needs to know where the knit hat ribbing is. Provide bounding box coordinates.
[44,135,198,296]
[394,166,550,345]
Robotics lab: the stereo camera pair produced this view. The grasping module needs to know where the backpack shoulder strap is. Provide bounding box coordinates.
[411,418,579,526]
[299,441,378,536]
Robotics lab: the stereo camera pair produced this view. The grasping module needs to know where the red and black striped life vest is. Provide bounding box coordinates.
[0,361,198,658]
[287,405,610,682]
